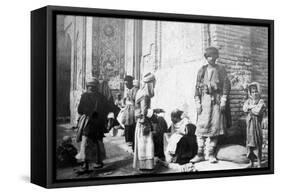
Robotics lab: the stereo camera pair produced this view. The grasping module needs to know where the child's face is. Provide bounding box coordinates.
[250,87,259,99]
[171,116,180,124]
[206,54,218,66]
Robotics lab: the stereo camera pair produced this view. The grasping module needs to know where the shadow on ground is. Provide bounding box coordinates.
[56,123,265,180]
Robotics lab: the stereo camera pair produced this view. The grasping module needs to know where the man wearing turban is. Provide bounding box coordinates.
[75,77,109,171]
[191,47,232,164]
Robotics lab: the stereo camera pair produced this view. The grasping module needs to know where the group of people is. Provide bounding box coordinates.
[58,46,266,173]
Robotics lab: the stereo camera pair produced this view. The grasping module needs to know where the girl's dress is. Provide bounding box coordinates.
[243,98,266,159]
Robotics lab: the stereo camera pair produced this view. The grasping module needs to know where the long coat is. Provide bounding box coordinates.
[77,91,109,141]
[195,64,231,137]
[75,91,109,162]
[123,87,138,126]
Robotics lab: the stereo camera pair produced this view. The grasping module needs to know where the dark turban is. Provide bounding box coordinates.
[124,75,134,83]
[86,77,99,87]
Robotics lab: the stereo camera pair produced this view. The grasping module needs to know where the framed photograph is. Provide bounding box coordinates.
[31,5,274,188]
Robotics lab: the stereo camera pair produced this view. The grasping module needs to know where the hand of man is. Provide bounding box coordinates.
[197,104,202,115]
[195,96,202,115]
[220,95,227,112]
[220,104,225,112]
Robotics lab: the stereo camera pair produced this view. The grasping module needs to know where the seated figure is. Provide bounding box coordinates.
[56,136,78,168]
[165,109,197,164]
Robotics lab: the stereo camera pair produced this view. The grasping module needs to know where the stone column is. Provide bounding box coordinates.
[85,17,93,82]
[124,19,134,76]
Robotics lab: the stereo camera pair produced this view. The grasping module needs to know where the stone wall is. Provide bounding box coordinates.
[140,21,206,125]
[209,24,268,124]
[56,16,269,137]
[62,16,87,124]
[139,22,268,138]
[60,16,126,124]
[56,15,71,119]
[208,24,268,146]
[250,27,268,101]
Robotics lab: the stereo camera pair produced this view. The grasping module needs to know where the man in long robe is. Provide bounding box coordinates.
[191,47,231,164]
[76,77,109,171]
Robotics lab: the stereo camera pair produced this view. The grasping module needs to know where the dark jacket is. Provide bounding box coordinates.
[195,64,230,97]
[78,91,109,141]
[175,124,198,164]
[151,115,168,159]
[195,64,232,128]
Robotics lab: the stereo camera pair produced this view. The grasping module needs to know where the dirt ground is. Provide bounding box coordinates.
[56,123,264,180]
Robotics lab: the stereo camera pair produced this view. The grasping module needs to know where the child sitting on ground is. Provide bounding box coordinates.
[56,136,78,168]
[165,109,197,164]
[243,82,266,168]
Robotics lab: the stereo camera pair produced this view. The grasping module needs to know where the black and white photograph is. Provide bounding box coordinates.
[55,13,271,181]
[2,0,281,192]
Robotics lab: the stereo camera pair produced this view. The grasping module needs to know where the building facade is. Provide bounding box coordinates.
[56,15,268,140]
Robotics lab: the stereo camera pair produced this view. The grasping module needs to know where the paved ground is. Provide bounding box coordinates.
[56,123,261,180]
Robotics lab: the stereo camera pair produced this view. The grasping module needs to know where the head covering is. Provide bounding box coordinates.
[171,109,184,120]
[124,75,134,83]
[135,73,156,103]
[143,72,155,83]
[107,112,115,119]
[204,47,219,58]
[62,136,72,145]
[247,82,261,98]
[86,77,99,87]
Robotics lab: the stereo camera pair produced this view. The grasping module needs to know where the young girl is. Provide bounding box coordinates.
[243,82,266,168]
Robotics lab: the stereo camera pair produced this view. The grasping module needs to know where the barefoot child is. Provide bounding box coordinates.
[243,82,266,168]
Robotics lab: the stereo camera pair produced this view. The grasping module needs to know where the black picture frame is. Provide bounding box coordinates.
[31,5,274,188]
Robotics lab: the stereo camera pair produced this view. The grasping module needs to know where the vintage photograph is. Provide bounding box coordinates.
[55,14,269,180]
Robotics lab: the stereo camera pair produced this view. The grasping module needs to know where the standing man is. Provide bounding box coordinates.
[76,77,109,171]
[123,75,138,150]
[191,47,231,163]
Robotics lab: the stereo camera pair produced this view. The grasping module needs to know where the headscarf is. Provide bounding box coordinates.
[135,73,156,103]
[247,82,261,100]
[143,72,155,83]
[170,117,189,135]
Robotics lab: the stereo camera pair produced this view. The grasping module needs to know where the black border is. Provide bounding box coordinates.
[31,7,47,187]
[40,5,274,188]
